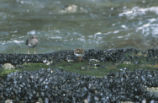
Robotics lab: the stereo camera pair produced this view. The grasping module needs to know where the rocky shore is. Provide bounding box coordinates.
[0,48,158,102]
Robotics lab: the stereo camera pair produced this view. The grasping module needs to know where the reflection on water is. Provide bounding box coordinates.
[0,0,158,53]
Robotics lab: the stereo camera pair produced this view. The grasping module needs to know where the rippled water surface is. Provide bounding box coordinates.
[1,0,158,53]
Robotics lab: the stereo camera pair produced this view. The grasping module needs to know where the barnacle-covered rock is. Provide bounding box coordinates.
[2,63,15,70]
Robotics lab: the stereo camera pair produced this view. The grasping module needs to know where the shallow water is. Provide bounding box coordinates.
[0,0,158,53]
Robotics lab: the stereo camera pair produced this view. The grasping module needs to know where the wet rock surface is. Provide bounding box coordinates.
[0,68,158,102]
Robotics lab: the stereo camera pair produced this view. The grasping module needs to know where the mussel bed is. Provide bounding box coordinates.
[0,48,158,102]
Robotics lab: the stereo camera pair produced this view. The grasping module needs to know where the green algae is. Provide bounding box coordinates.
[1,60,158,77]
[0,63,49,76]
[54,61,158,76]
[0,69,17,76]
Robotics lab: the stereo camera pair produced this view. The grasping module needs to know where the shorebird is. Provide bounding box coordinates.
[74,48,85,61]
[26,35,38,54]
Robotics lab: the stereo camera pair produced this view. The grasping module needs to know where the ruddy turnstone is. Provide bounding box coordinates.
[74,48,85,61]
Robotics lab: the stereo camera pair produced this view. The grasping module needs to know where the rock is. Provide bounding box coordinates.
[37,98,43,103]
[2,63,15,70]
[5,99,13,103]
[66,55,74,63]
[123,61,131,64]
[43,59,53,65]
[121,101,134,103]
[146,87,158,98]
[61,4,78,14]
[89,59,100,68]
[81,66,86,70]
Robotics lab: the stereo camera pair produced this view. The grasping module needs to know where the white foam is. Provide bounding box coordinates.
[1,41,6,45]
[148,18,157,23]
[137,23,150,31]
[12,40,24,44]
[0,40,24,45]
[136,22,158,37]
[94,32,103,38]
[78,37,86,42]
[27,30,36,35]
[113,30,120,34]
[50,36,62,40]
[119,6,158,19]
[121,25,128,29]
[117,36,124,39]
[104,31,112,35]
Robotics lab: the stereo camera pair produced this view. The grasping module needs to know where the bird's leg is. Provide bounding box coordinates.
[33,48,36,54]
[28,48,30,54]
[78,56,82,62]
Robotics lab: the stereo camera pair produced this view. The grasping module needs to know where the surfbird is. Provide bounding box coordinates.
[26,35,38,54]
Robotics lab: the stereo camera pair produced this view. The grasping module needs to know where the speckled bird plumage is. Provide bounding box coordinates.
[26,36,38,48]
